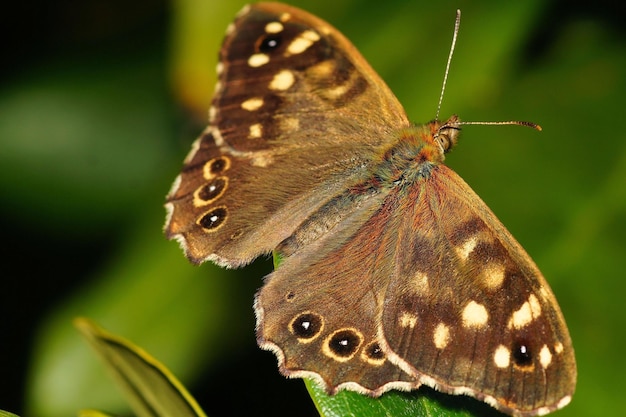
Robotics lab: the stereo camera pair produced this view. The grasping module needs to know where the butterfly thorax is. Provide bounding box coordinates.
[375,116,460,187]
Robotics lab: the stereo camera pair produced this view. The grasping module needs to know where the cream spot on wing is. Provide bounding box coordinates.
[462,301,489,329]
[308,60,335,78]
[509,300,531,329]
[557,396,572,409]
[241,97,264,111]
[248,53,270,67]
[508,294,542,329]
[493,345,510,368]
[269,69,295,91]
[536,407,551,416]
[555,342,564,354]
[265,21,284,33]
[325,83,349,100]
[529,293,542,316]
[400,312,418,328]
[285,30,320,55]
[249,123,262,139]
[482,263,506,289]
[279,12,291,22]
[456,236,477,261]
[412,271,429,294]
[213,80,222,94]
[216,61,224,75]
[539,344,552,369]
[208,106,217,123]
[433,323,450,349]
[250,151,274,167]
[225,22,236,36]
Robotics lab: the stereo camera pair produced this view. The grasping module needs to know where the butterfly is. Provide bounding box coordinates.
[164,3,576,416]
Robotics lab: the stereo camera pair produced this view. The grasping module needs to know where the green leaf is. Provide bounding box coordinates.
[306,379,508,417]
[75,318,208,417]
[26,214,243,417]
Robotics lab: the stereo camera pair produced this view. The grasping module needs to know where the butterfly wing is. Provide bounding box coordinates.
[165,3,409,266]
[256,162,575,416]
[381,164,576,416]
[167,3,576,415]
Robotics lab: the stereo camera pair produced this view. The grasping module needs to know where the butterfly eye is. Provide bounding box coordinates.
[258,34,282,53]
[434,124,460,153]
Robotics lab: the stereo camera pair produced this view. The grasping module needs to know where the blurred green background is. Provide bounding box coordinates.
[1,0,623,416]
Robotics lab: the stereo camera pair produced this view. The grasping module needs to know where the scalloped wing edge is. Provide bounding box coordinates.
[254,293,572,417]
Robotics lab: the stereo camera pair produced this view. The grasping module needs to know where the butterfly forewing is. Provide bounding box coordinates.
[165,2,408,266]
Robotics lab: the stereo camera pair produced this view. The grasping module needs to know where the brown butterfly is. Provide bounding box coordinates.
[165,3,576,416]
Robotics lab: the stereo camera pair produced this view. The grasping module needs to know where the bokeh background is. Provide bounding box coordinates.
[1,0,624,416]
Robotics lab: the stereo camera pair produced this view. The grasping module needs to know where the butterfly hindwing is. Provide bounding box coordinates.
[256,181,415,393]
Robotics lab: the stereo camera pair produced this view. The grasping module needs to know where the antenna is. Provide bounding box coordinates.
[459,120,542,131]
[435,9,461,122]
[436,10,542,132]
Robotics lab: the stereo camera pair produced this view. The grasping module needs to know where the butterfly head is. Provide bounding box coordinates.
[433,115,461,154]
[378,115,460,186]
